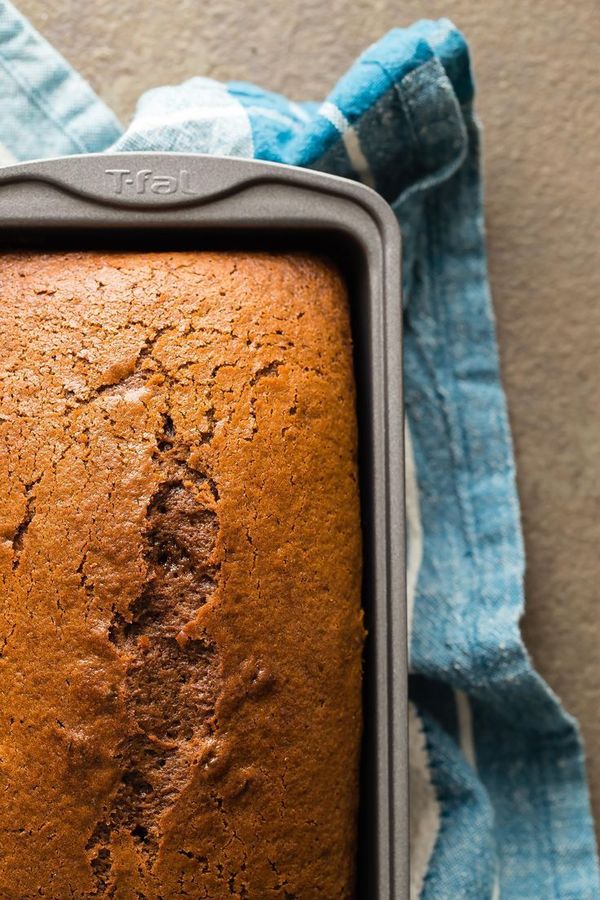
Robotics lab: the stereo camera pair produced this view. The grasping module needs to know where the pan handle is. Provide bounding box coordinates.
[0,152,278,210]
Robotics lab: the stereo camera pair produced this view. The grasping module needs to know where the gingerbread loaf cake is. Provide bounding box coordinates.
[0,251,364,899]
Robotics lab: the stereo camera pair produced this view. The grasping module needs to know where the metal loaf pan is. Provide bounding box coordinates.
[0,153,407,899]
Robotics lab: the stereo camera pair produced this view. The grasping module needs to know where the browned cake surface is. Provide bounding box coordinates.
[0,251,363,899]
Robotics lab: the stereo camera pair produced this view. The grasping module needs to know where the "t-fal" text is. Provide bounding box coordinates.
[105,168,199,195]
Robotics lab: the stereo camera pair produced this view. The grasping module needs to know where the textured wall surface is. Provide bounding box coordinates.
[18,0,600,826]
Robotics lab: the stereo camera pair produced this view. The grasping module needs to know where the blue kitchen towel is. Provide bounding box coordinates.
[1,2,598,896]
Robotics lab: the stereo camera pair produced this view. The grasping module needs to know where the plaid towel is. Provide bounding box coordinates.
[1,2,598,896]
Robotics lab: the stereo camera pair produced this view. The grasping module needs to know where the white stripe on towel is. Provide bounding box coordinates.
[128,81,254,158]
[290,101,311,123]
[132,105,251,130]
[409,702,442,899]
[405,419,423,663]
[457,661,500,896]
[0,141,16,166]
[318,101,375,188]
[455,688,477,770]
[134,104,289,131]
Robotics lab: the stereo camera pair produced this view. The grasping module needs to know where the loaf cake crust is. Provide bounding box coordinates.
[0,251,364,899]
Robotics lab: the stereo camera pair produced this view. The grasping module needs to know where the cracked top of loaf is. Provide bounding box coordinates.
[0,250,364,899]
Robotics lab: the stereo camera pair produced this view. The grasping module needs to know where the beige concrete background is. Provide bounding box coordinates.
[18,0,600,825]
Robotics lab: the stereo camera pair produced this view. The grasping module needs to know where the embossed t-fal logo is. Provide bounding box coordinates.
[105,168,198,195]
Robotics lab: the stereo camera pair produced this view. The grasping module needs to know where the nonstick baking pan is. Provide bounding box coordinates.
[0,152,407,899]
